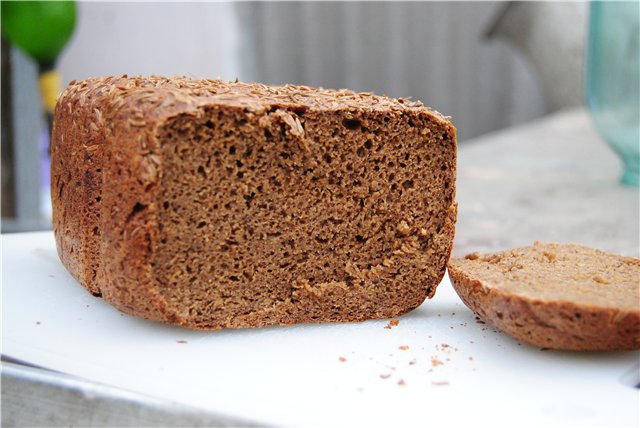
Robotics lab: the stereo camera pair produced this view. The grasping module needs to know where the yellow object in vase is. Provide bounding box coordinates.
[39,69,61,113]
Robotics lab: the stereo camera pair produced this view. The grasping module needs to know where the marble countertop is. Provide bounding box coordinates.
[454,108,639,257]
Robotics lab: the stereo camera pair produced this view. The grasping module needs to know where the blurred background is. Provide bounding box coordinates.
[1,1,593,232]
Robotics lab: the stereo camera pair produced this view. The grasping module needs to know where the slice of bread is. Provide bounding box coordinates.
[448,242,640,350]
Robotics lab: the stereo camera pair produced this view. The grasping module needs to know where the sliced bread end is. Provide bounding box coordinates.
[448,242,640,351]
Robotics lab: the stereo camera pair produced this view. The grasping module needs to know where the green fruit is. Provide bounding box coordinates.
[1,1,76,67]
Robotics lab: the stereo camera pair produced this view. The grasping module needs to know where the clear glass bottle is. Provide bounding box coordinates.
[586,0,640,186]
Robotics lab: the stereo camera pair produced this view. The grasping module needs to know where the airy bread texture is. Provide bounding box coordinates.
[51,76,457,329]
[448,242,640,351]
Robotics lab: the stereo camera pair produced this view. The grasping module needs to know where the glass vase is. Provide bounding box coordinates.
[586,1,640,186]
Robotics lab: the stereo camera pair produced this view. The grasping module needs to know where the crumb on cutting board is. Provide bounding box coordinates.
[385,319,400,329]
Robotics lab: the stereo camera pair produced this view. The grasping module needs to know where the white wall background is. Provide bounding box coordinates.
[55,1,584,141]
[58,2,241,84]
[237,2,551,141]
[5,2,588,231]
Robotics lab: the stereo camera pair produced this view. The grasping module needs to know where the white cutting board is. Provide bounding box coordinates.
[2,232,639,427]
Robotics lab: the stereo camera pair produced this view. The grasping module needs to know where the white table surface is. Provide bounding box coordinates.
[2,231,639,427]
[3,108,640,427]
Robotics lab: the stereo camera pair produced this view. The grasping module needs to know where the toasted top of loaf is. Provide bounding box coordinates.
[60,75,449,121]
[448,242,639,350]
[452,242,639,311]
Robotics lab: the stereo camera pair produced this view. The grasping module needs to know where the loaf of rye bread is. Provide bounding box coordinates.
[51,76,457,329]
[448,242,640,351]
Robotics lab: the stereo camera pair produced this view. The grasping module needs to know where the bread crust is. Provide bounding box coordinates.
[51,76,457,329]
[448,243,640,351]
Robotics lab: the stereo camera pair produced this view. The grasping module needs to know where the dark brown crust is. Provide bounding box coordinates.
[51,75,457,329]
[51,81,106,295]
[448,245,640,351]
